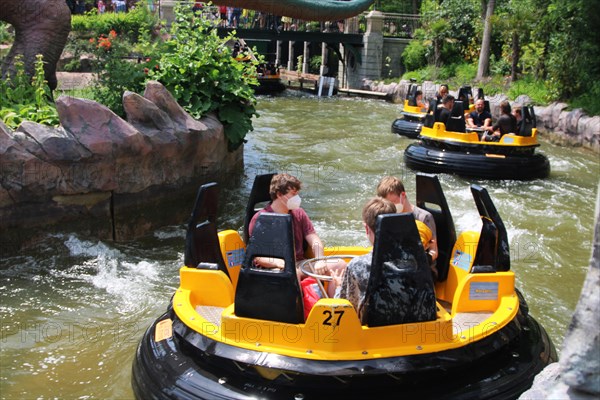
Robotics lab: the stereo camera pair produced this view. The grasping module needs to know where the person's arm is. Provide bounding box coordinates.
[427,238,438,261]
[253,256,284,269]
[466,114,475,128]
[483,117,492,128]
[305,232,329,275]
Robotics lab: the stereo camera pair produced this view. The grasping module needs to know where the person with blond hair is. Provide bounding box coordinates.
[332,197,396,318]
[376,176,439,280]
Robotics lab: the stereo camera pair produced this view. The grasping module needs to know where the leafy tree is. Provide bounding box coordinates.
[375,0,422,14]
[411,0,477,69]
[541,0,600,101]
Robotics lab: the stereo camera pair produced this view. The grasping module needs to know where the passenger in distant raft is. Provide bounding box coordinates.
[437,94,455,126]
[466,99,492,129]
[248,173,346,296]
[512,105,523,135]
[332,197,396,319]
[435,84,449,103]
[376,176,439,280]
[415,90,428,112]
[483,100,517,142]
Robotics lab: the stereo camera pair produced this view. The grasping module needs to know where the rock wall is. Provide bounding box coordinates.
[362,79,600,153]
[0,81,243,252]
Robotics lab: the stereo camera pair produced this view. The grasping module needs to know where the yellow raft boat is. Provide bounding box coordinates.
[132,173,556,399]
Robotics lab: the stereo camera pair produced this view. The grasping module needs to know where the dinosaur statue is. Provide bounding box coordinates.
[0,0,374,93]
[0,0,71,92]
[212,0,375,21]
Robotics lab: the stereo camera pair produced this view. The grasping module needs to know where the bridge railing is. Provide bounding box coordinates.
[155,2,419,38]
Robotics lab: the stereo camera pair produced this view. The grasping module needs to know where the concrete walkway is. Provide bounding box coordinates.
[55,72,96,91]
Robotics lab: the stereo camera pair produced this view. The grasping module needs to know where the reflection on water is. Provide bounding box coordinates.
[1,93,598,399]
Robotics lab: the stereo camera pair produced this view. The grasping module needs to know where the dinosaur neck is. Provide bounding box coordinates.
[211,0,375,21]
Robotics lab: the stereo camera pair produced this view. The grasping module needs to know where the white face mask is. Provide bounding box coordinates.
[286,194,301,210]
[395,201,404,213]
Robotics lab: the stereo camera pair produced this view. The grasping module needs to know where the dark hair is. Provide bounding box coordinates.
[442,94,455,104]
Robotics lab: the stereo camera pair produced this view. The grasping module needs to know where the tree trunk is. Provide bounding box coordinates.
[476,0,495,80]
[511,31,520,82]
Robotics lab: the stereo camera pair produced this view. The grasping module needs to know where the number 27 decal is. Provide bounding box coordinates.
[322,310,344,326]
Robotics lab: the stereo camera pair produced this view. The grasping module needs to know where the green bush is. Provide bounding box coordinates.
[0,55,59,129]
[0,21,13,44]
[402,32,428,71]
[570,81,600,116]
[507,76,551,105]
[309,56,322,74]
[453,63,477,86]
[149,6,259,150]
[71,6,158,42]
[87,29,156,117]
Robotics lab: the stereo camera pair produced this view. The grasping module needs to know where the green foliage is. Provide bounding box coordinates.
[400,0,599,115]
[418,0,478,66]
[70,6,158,42]
[507,76,551,105]
[569,82,600,116]
[377,0,422,14]
[296,55,303,75]
[540,0,600,101]
[149,5,259,150]
[0,21,13,44]
[0,55,59,129]
[309,56,322,74]
[87,29,157,117]
[402,29,428,71]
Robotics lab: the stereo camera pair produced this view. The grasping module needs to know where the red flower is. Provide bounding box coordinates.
[144,68,149,74]
[98,37,112,50]
[109,30,117,38]
[89,38,95,44]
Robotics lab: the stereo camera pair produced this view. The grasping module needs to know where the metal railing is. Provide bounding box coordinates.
[151,2,420,37]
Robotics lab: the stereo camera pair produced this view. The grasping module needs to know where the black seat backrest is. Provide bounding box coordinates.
[188,182,219,227]
[520,105,535,136]
[361,213,437,327]
[406,83,418,106]
[187,220,231,278]
[476,88,485,100]
[457,86,472,105]
[243,173,276,244]
[235,213,304,324]
[529,106,537,128]
[416,173,457,282]
[184,182,220,267]
[423,113,435,128]
[471,185,510,272]
[445,100,466,133]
